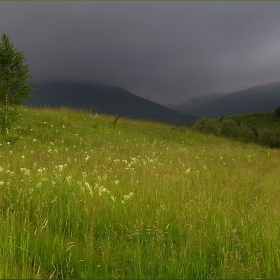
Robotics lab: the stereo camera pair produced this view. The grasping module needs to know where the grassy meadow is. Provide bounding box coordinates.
[225,111,280,130]
[1,106,280,279]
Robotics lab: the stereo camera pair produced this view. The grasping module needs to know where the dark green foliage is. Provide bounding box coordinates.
[0,33,32,138]
[234,119,242,126]
[275,107,280,117]
[220,119,238,139]
[258,129,280,148]
[192,118,219,136]
[228,112,280,131]
[236,124,256,143]
[192,117,209,133]
[251,127,259,138]
[203,119,220,135]
[192,111,280,148]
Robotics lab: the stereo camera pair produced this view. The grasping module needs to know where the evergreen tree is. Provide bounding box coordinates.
[0,33,32,137]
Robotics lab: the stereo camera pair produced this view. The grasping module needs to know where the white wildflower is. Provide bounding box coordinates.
[20,168,30,176]
[37,167,46,174]
[99,186,109,196]
[56,165,64,172]
[66,176,72,184]
[123,192,134,201]
[82,172,87,180]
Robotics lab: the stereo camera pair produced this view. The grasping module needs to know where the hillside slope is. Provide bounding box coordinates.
[191,111,280,148]
[225,111,280,130]
[25,81,198,126]
[176,81,280,118]
[1,106,280,278]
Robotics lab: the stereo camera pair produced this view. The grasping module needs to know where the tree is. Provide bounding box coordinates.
[236,123,256,143]
[192,117,209,132]
[275,107,280,117]
[203,119,220,135]
[0,33,32,137]
[220,119,238,139]
[258,128,280,148]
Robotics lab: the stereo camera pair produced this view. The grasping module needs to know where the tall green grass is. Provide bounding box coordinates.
[1,106,280,278]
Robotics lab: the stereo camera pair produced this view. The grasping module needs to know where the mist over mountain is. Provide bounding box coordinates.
[172,81,280,118]
[171,93,226,117]
[25,81,198,126]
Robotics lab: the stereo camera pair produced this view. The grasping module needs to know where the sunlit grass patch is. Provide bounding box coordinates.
[0,106,280,278]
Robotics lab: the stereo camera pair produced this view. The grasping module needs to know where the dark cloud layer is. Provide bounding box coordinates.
[1,2,280,106]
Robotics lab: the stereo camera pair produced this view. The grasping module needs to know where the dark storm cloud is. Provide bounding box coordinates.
[1,1,280,105]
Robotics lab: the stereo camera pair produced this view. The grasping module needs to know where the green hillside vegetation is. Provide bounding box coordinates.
[192,111,280,148]
[227,111,280,130]
[1,106,280,278]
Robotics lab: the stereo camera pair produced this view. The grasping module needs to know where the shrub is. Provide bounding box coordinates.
[236,124,256,143]
[234,119,242,126]
[192,117,209,132]
[192,118,220,135]
[203,119,220,135]
[275,107,280,117]
[258,129,280,148]
[220,119,238,139]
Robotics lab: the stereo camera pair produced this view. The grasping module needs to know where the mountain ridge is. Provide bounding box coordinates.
[25,81,198,126]
[173,81,280,118]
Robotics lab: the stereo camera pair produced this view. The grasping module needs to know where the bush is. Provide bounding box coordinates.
[192,118,220,135]
[275,107,280,117]
[220,119,238,139]
[203,119,220,135]
[234,119,242,126]
[258,129,280,148]
[192,117,209,132]
[236,124,256,143]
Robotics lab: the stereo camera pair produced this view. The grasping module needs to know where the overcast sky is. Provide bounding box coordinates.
[1,2,280,106]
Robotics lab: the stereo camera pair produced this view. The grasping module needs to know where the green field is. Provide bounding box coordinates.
[1,106,280,279]
[224,111,280,130]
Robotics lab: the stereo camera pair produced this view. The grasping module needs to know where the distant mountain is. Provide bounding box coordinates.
[174,81,280,118]
[25,81,198,126]
[171,93,226,116]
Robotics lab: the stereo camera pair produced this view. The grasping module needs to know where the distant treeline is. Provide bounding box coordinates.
[192,117,280,148]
